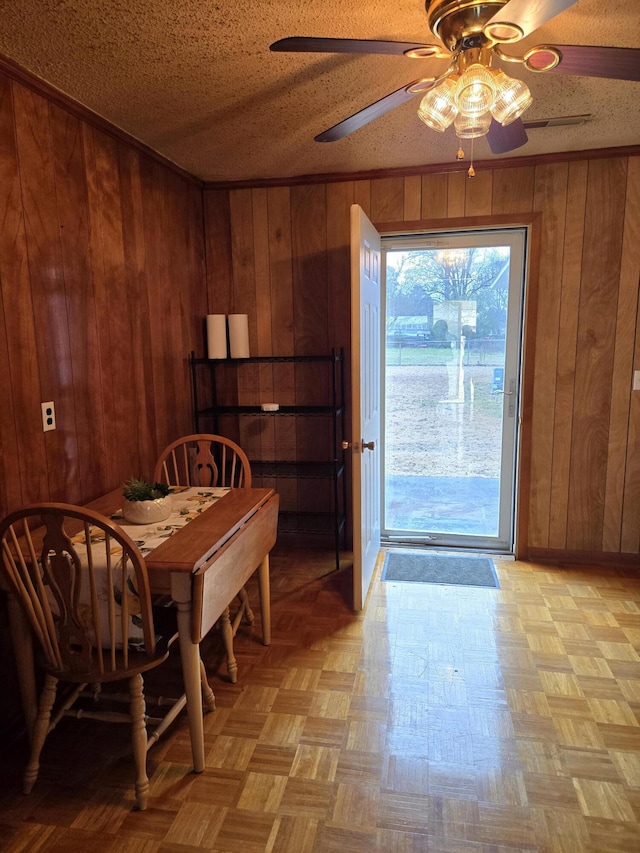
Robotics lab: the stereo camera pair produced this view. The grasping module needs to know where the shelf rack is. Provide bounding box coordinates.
[190,349,347,570]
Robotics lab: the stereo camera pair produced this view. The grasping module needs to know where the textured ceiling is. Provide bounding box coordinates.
[0,0,637,183]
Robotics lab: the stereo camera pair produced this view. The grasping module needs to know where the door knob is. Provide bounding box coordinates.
[341,440,351,450]
[362,440,375,451]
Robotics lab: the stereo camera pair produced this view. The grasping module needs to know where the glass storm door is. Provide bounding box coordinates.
[382,227,527,553]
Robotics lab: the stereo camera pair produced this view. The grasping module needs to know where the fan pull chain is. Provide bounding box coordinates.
[468,136,476,178]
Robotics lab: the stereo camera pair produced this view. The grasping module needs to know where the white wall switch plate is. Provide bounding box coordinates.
[634,371,640,392]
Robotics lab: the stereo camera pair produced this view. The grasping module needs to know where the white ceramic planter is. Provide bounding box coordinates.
[122,494,172,525]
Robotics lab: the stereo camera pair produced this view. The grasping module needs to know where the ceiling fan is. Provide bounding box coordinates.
[270,0,640,157]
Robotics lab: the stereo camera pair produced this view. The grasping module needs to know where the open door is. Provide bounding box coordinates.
[350,205,382,611]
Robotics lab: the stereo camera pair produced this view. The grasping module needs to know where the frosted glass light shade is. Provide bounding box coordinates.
[417,77,458,131]
[454,110,492,138]
[491,70,533,126]
[456,64,496,116]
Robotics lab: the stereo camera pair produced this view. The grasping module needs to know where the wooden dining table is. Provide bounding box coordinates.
[6,486,279,773]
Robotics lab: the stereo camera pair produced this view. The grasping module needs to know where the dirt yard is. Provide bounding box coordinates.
[384,363,504,479]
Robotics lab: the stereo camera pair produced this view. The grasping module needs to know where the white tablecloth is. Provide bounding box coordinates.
[64,487,229,649]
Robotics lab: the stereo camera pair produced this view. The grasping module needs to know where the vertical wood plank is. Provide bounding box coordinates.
[253,187,275,463]
[619,157,640,553]
[0,74,39,514]
[326,182,353,357]
[464,170,493,217]
[169,175,204,445]
[371,177,404,223]
[492,166,535,214]
[50,103,109,501]
[604,157,640,552]
[253,188,272,357]
[447,171,466,217]
[403,175,422,221]
[229,188,259,457]
[291,184,329,513]
[567,158,627,551]
[267,186,294,358]
[548,160,587,549]
[204,189,234,318]
[291,184,328,359]
[266,186,297,513]
[118,146,157,471]
[353,180,371,218]
[421,173,448,219]
[83,126,132,483]
[141,162,181,452]
[528,162,569,548]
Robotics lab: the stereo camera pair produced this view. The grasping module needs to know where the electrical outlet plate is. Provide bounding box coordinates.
[634,371,640,392]
[41,401,56,432]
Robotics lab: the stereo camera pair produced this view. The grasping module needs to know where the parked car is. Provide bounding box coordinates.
[387,331,430,348]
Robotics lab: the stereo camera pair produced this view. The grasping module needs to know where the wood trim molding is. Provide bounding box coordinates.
[0,53,203,188]
[372,212,542,561]
[528,548,640,569]
[205,146,640,191]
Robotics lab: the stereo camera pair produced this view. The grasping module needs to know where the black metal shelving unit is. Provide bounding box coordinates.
[190,349,347,570]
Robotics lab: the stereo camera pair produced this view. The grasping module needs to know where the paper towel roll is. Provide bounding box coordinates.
[206,314,227,359]
[228,314,250,358]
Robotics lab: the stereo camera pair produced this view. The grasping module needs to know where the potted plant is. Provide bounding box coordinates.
[121,478,172,524]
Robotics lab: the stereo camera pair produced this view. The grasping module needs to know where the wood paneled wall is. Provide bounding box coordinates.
[0,69,207,740]
[0,71,207,521]
[203,155,640,562]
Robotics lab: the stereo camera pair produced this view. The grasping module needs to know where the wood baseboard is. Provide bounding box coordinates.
[527,547,640,571]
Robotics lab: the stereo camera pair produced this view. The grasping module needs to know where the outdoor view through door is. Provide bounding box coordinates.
[383,228,527,553]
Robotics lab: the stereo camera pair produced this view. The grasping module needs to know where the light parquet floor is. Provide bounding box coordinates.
[2,549,640,852]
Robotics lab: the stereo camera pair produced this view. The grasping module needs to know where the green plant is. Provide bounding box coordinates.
[122,478,170,502]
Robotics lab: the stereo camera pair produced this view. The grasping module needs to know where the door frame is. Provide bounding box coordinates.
[381,225,527,553]
[371,213,542,561]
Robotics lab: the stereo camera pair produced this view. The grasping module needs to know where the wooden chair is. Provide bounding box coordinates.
[153,433,252,490]
[0,502,216,811]
[153,434,254,682]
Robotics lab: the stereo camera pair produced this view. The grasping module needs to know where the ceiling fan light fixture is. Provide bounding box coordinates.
[456,63,496,115]
[417,76,459,131]
[491,70,533,125]
[454,110,492,138]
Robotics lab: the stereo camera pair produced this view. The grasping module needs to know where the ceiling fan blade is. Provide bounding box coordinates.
[539,44,640,81]
[486,0,579,40]
[487,118,528,154]
[315,82,422,142]
[270,36,440,56]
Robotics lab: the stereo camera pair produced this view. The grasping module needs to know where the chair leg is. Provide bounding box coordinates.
[24,673,57,795]
[218,607,238,683]
[129,673,150,811]
[200,659,216,711]
[237,587,254,625]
